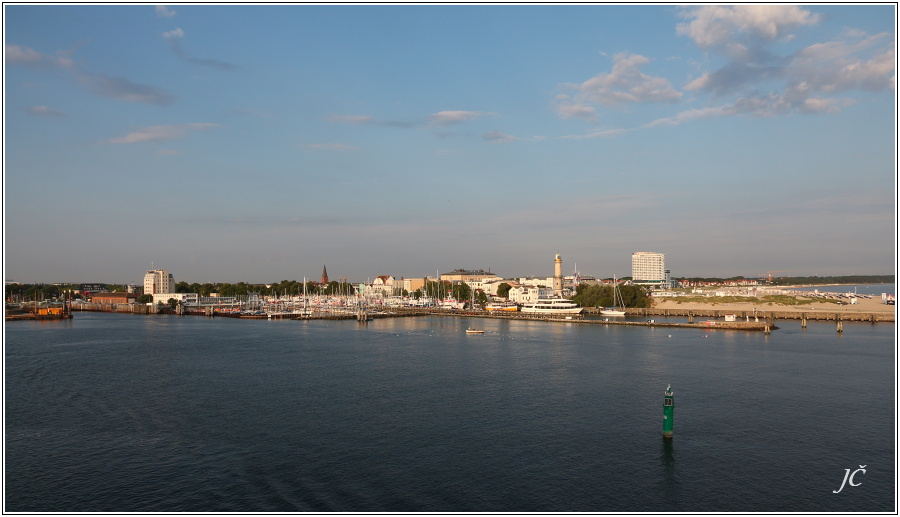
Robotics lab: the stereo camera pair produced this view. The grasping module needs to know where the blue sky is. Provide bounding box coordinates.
[4,4,896,285]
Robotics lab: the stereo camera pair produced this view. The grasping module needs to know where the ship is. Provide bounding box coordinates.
[519,298,583,314]
[485,302,519,312]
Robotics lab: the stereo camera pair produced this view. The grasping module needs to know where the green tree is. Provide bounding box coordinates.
[137,294,152,304]
[496,283,512,298]
[450,282,471,303]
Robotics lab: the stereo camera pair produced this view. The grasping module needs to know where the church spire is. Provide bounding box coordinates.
[321,265,329,285]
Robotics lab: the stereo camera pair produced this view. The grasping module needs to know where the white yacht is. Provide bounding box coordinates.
[520,298,583,314]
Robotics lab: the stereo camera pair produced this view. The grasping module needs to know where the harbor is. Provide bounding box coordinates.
[57,302,899,331]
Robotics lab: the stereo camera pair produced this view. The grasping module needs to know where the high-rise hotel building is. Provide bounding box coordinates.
[143,268,174,295]
[631,252,668,287]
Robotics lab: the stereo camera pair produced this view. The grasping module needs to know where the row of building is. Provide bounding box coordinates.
[94,253,665,305]
[85,252,673,306]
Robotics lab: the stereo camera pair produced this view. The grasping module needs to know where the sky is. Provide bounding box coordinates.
[3,3,897,285]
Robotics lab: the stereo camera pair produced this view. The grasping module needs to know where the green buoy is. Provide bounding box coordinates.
[662,384,674,439]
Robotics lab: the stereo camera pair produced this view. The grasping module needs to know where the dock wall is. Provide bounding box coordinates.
[607,307,894,323]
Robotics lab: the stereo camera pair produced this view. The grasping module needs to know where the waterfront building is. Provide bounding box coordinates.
[401,277,427,295]
[518,276,551,288]
[370,275,399,295]
[143,269,174,295]
[151,293,199,306]
[92,292,138,304]
[80,283,108,294]
[440,269,498,283]
[508,286,553,304]
[631,252,670,288]
[470,277,510,296]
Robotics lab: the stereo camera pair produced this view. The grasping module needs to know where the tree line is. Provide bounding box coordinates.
[572,283,652,309]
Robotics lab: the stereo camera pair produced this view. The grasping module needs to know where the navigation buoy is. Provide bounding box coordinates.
[662,384,674,439]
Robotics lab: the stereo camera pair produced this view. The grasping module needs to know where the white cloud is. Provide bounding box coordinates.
[553,100,598,122]
[5,44,73,69]
[559,52,682,111]
[161,27,236,70]
[677,8,893,118]
[27,105,66,117]
[558,128,628,140]
[790,39,895,94]
[676,5,822,49]
[644,106,733,128]
[103,123,219,144]
[162,27,184,40]
[483,131,516,144]
[428,110,497,126]
[155,5,176,18]
[8,44,176,104]
[77,73,177,105]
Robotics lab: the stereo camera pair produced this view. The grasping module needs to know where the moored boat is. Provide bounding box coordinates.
[520,298,583,314]
[600,275,627,316]
[485,302,519,312]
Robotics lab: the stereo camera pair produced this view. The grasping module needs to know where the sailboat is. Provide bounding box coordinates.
[600,276,627,316]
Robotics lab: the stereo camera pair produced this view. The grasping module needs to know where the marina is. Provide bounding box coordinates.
[57,299,894,328]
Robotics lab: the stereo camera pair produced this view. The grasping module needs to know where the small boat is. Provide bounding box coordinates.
[465,328,484,334]
[485,302,519,312]
[600,275,627,316]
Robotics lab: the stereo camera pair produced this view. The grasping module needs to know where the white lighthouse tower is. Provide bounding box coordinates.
[553,253,563,297]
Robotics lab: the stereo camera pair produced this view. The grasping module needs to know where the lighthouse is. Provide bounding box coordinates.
[662,384,674,439]
[553,253,563,297]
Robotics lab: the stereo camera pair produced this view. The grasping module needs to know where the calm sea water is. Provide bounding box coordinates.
[4,312,896,512]
[789,283,895,296]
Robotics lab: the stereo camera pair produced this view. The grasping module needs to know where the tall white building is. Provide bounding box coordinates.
[144,269,174,295]
[553,253,563,297]
[631,252,667,287]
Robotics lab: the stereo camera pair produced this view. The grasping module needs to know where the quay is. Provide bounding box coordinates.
[67,303,775,331]
[614,307,894,323]
[55,302,895,330]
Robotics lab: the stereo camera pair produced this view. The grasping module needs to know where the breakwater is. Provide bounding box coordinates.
[611,307,894,323]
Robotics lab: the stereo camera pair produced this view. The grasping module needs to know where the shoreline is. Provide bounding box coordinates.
[651,296,894,315]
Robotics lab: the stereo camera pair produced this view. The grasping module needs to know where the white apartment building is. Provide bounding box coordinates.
[631,252,669,287]
[151,292,198,306]
[508,286,553,304]
[143,269,174,295]
[517,276,552,288]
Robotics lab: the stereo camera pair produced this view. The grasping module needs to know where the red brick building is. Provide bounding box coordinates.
[91,292,138,304]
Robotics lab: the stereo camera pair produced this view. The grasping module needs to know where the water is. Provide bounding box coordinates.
[4,313,895,512]
[789,283,895,296]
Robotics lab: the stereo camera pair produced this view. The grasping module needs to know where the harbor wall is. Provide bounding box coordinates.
[606,307,894,323]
